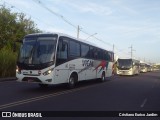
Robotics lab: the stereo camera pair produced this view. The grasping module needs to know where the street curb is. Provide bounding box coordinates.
[0,77,17,82]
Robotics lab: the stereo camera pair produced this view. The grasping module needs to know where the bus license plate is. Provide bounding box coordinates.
[28,79,34,82]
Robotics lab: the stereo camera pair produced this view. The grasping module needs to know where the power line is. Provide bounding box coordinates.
[32,0,117,49]
[1,0,143,60]
[114,45,130,56]
[32,0,77,29]
[30,0,142,60]
[0,0,136,57]
[1,0,56,30]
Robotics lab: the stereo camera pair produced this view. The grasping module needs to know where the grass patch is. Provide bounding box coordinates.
[0,47,17,78]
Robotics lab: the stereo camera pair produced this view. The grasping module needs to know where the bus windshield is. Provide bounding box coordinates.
[18,36,57,65]
[117,59,132,68]
[140,63,146,68]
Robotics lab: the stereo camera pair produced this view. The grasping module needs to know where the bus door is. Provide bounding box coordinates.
[55,38,69,84]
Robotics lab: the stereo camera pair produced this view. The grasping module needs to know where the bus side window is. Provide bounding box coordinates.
[105,51,110,61]
[94,48,98,59]
[69,40,80,58]
[56,38,68,66]
[89,46,94,59]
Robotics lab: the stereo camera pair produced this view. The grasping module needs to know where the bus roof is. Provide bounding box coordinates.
[25,32,113,53]
[118,58,140,62]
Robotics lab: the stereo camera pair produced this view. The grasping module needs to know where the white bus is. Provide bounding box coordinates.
[116,58,140,76]
[140,63,148,73]
[16,33,114,88]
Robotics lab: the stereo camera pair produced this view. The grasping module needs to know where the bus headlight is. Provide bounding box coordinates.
[16,66,21,74]
[43,68,54,76]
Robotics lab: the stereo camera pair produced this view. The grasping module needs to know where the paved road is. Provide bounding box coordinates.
[0,71,160,119]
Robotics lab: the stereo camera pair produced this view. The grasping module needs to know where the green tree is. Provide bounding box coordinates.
[0,6,16,49]
[0,6,41,50]
[0,6,42,77]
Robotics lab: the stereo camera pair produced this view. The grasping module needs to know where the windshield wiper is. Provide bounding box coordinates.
[22,47,34,64]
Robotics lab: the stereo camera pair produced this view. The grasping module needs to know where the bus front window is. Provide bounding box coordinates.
[117,59,132,69]
[18,36,57,65]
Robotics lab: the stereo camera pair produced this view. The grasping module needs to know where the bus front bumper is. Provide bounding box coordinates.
[117,70,133,75]
[16,73,53,84]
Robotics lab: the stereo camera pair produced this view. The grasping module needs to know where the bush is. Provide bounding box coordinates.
[0,47,17,78]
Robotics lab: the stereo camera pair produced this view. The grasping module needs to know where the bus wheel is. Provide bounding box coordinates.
[39,84,48,88]
[101,72,106,82]
[68,74,77,89]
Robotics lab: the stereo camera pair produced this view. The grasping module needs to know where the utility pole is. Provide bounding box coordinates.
[113,44,115,54]
[113,44,115,61]
[129,45,135,59]
[77,25,80,39]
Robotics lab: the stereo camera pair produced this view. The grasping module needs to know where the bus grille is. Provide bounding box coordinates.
[22,77,42,83]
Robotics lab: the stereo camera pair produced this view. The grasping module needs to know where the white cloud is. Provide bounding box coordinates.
[40,27,66,33]
[67,2,113,16]
[112,0,138,15]
[41,26,78,38]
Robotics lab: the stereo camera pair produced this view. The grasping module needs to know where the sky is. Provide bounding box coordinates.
[1,0,160,63]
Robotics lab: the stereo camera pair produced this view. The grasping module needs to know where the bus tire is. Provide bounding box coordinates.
[101,72,106,82]
[68,74,77,89]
